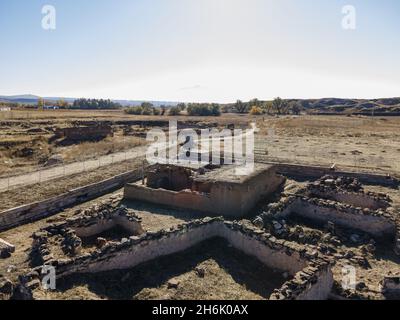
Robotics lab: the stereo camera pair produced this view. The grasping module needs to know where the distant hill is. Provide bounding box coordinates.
[298,98,400,114]
[0,94,179,107]
[2,94,400,114]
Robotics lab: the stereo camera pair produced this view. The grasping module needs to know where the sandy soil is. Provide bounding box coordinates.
[254,116,400,175]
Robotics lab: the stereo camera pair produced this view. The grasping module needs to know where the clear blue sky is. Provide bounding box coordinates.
[0,0,399,102]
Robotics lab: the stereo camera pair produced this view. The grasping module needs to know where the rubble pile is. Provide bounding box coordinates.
[0,238,15,258]
[306,175,392,209]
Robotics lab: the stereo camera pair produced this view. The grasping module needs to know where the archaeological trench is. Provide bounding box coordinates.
[0,162,400,300]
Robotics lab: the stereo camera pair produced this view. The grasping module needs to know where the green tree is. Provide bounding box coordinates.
[168,106,182,116]
[37,98,45,110]
[234,100,248,114]
[272,97,288,115]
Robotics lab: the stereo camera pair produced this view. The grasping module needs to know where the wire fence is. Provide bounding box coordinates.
[0,146,147,192]
[254,136,400,175]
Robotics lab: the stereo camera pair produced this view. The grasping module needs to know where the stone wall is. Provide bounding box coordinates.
[0,170,142,232]
[31,199,144,262]
[381,277,400,299]
[283,198,396,239]
[273,163,399,187]
[27,218,333,300]
[305,176,392,210]
[0,238,15,258]
[146,165,193,191]
[54,125,113,142]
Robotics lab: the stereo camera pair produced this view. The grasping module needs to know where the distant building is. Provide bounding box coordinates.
[0,107,11,111]
[43,105,59,110]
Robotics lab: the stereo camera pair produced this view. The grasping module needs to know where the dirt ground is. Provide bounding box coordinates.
[254,116,400,175]
[33,238,287,300]
[0,157,144,211]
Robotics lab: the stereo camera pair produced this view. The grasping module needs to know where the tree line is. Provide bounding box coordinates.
[125,102,221,116]
[226,98,307,115]
[71,98,121,110]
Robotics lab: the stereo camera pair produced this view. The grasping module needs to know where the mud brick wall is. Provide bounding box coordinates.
[124,168,285,217]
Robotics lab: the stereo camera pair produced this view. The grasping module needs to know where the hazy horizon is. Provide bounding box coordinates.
[1,0,399,103]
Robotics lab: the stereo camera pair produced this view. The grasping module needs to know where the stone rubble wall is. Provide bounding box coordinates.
[305,175,392,210]
[273,163,399,187]
[0,170,142,232]
[307,189,391,210]
[381,277,400,299]
[0,238,15,258]
[66,199,144,238]
[395,231,400,255]
[275,197,396,239]
[54,125,113,141]
[31,199,144,262]
[29,218,333,300]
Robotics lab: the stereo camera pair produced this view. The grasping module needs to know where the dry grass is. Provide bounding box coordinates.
[0,157,144,211]
[254,115,400,174]
[61,136,145,163]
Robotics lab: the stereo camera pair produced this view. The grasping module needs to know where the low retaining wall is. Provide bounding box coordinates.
[65,200,144,238]
[305,176,392,210]
[274,197,397,239]
[0,170,142,232]
[291,198,396,238]
[28,218,333,300]
[308,189,390,210]
[272,163,399,187]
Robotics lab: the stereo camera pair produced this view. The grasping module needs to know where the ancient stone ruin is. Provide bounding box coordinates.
[124,163,286,217]
[30,197,144,266]
[23,215,333,300]
[255,176,399,251]
[53,124,113,144]
[1,164,399,301]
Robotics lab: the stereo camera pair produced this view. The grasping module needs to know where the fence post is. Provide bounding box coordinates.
[141,160,145,185]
